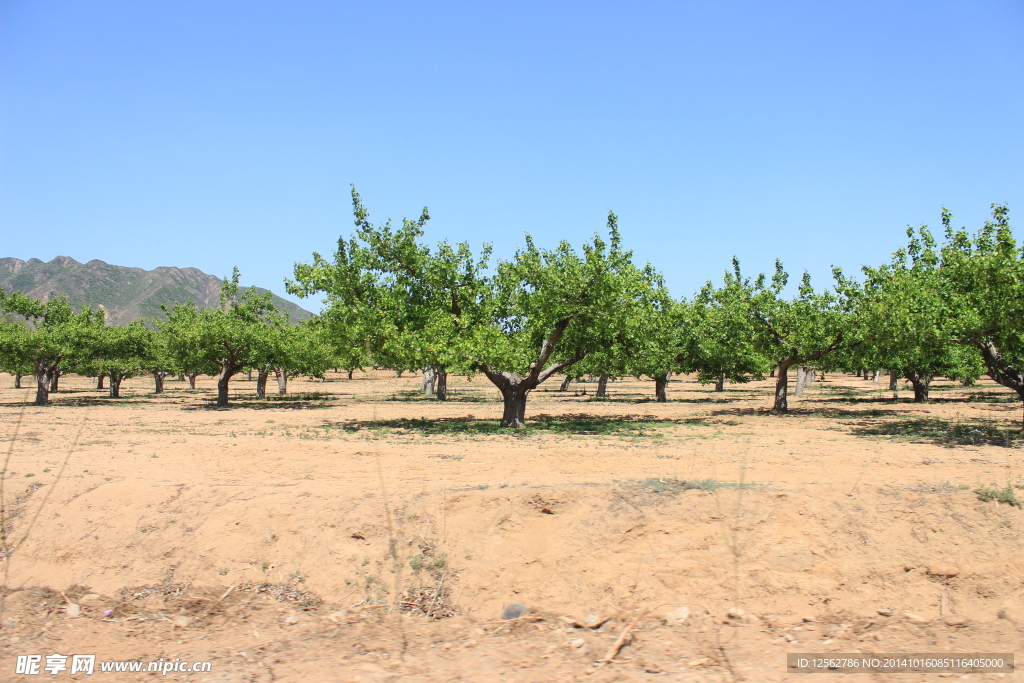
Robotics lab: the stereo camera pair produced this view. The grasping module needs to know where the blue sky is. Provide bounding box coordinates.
[2,0,1022,312]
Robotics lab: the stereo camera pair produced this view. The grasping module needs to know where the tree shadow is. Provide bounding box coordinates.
[806,407,911,419]
[321,413,683,436]
[568,395,743,404]
[850,418,1021,448]
[383,390,493,403]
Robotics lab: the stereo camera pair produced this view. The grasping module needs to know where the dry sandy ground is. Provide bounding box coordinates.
[0,370,1021,682]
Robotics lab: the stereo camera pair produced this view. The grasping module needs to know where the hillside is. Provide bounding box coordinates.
[0,256,314,325]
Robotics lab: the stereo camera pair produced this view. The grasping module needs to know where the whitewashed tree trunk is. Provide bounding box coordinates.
[421,367,436,395]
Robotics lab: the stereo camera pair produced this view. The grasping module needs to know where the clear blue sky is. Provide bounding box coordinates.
[2,0,1022,311]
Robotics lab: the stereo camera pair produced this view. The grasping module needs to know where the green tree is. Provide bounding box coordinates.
[250,321,334,397]
[84,322,155,398]
[730,260,858,412]
[574,290,681,402]
[160,301,214,389]
[935,205,1024,429]
[291,191,665,426]
[161,268,283,406]
[289,188,491,402]
[145,329,177,394]
[848,224,983,402]
[680,275,773,392]
[0,318,33,389]
[0,290,102,405]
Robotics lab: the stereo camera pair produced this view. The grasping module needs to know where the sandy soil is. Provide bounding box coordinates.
[0,369,1021,682]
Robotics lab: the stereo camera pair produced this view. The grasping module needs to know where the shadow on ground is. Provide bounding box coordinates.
[321,413,681,436]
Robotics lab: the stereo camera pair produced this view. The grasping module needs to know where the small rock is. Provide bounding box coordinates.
[502,602,528,620]
[103,610,114,618]
[726,607,745,619]
[465,639,478,647]
[877,608,895,617]
[664,605,691,625]
[173,615,190,627]
[801,615,816,623]
[584,614,602,628]
[569,638,585,648]
[284,615,300,625]
[903,612,927,623]
[65,603,80,618]
[3,619,15,627]
[944,616,968,627]
[80,594,101,603]
[327,610,348,623]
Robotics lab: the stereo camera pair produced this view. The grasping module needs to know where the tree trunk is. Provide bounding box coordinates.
[276,369,289,395]
[500,387,529,428]
[596,374,609,398]
[794,366,805,396]
[961,376,977,386]
[256,367,270,399]
[217,363,233,406]
[908,372,931,403]
[807,368,817,386]
[872,368,880,383]
[769,366,776,378]
[96,373,106,390]
[773,359,794,413]
[396,369,403,378]
[33,358,51,405]
[187,372,198,389]
[247,369,253,381]
[435,366,448,401]
[476,318,588,427]
[14,373,21,389]
[968,338,1024,431]
[559,375,572,391]
[153,371,165,394]
[654,371,669,403]
[888,369,898,391]
[715,373,725,392]
[347,368,354,380]
[49,369,60,392]
[109,372,123,399]
[421,367,436,395]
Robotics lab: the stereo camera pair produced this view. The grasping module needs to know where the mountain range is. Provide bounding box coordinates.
[0,256,314,326]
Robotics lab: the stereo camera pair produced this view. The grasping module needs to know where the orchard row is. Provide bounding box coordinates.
[2,192,1021,429]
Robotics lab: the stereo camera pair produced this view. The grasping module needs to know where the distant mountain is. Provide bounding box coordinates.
[0,256,314,326]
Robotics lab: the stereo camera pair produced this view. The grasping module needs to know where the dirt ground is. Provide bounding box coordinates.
[0,369,1021,682]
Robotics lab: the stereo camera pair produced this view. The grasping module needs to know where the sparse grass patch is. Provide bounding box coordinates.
[616,477,750,496]
[975,483,1023,507]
